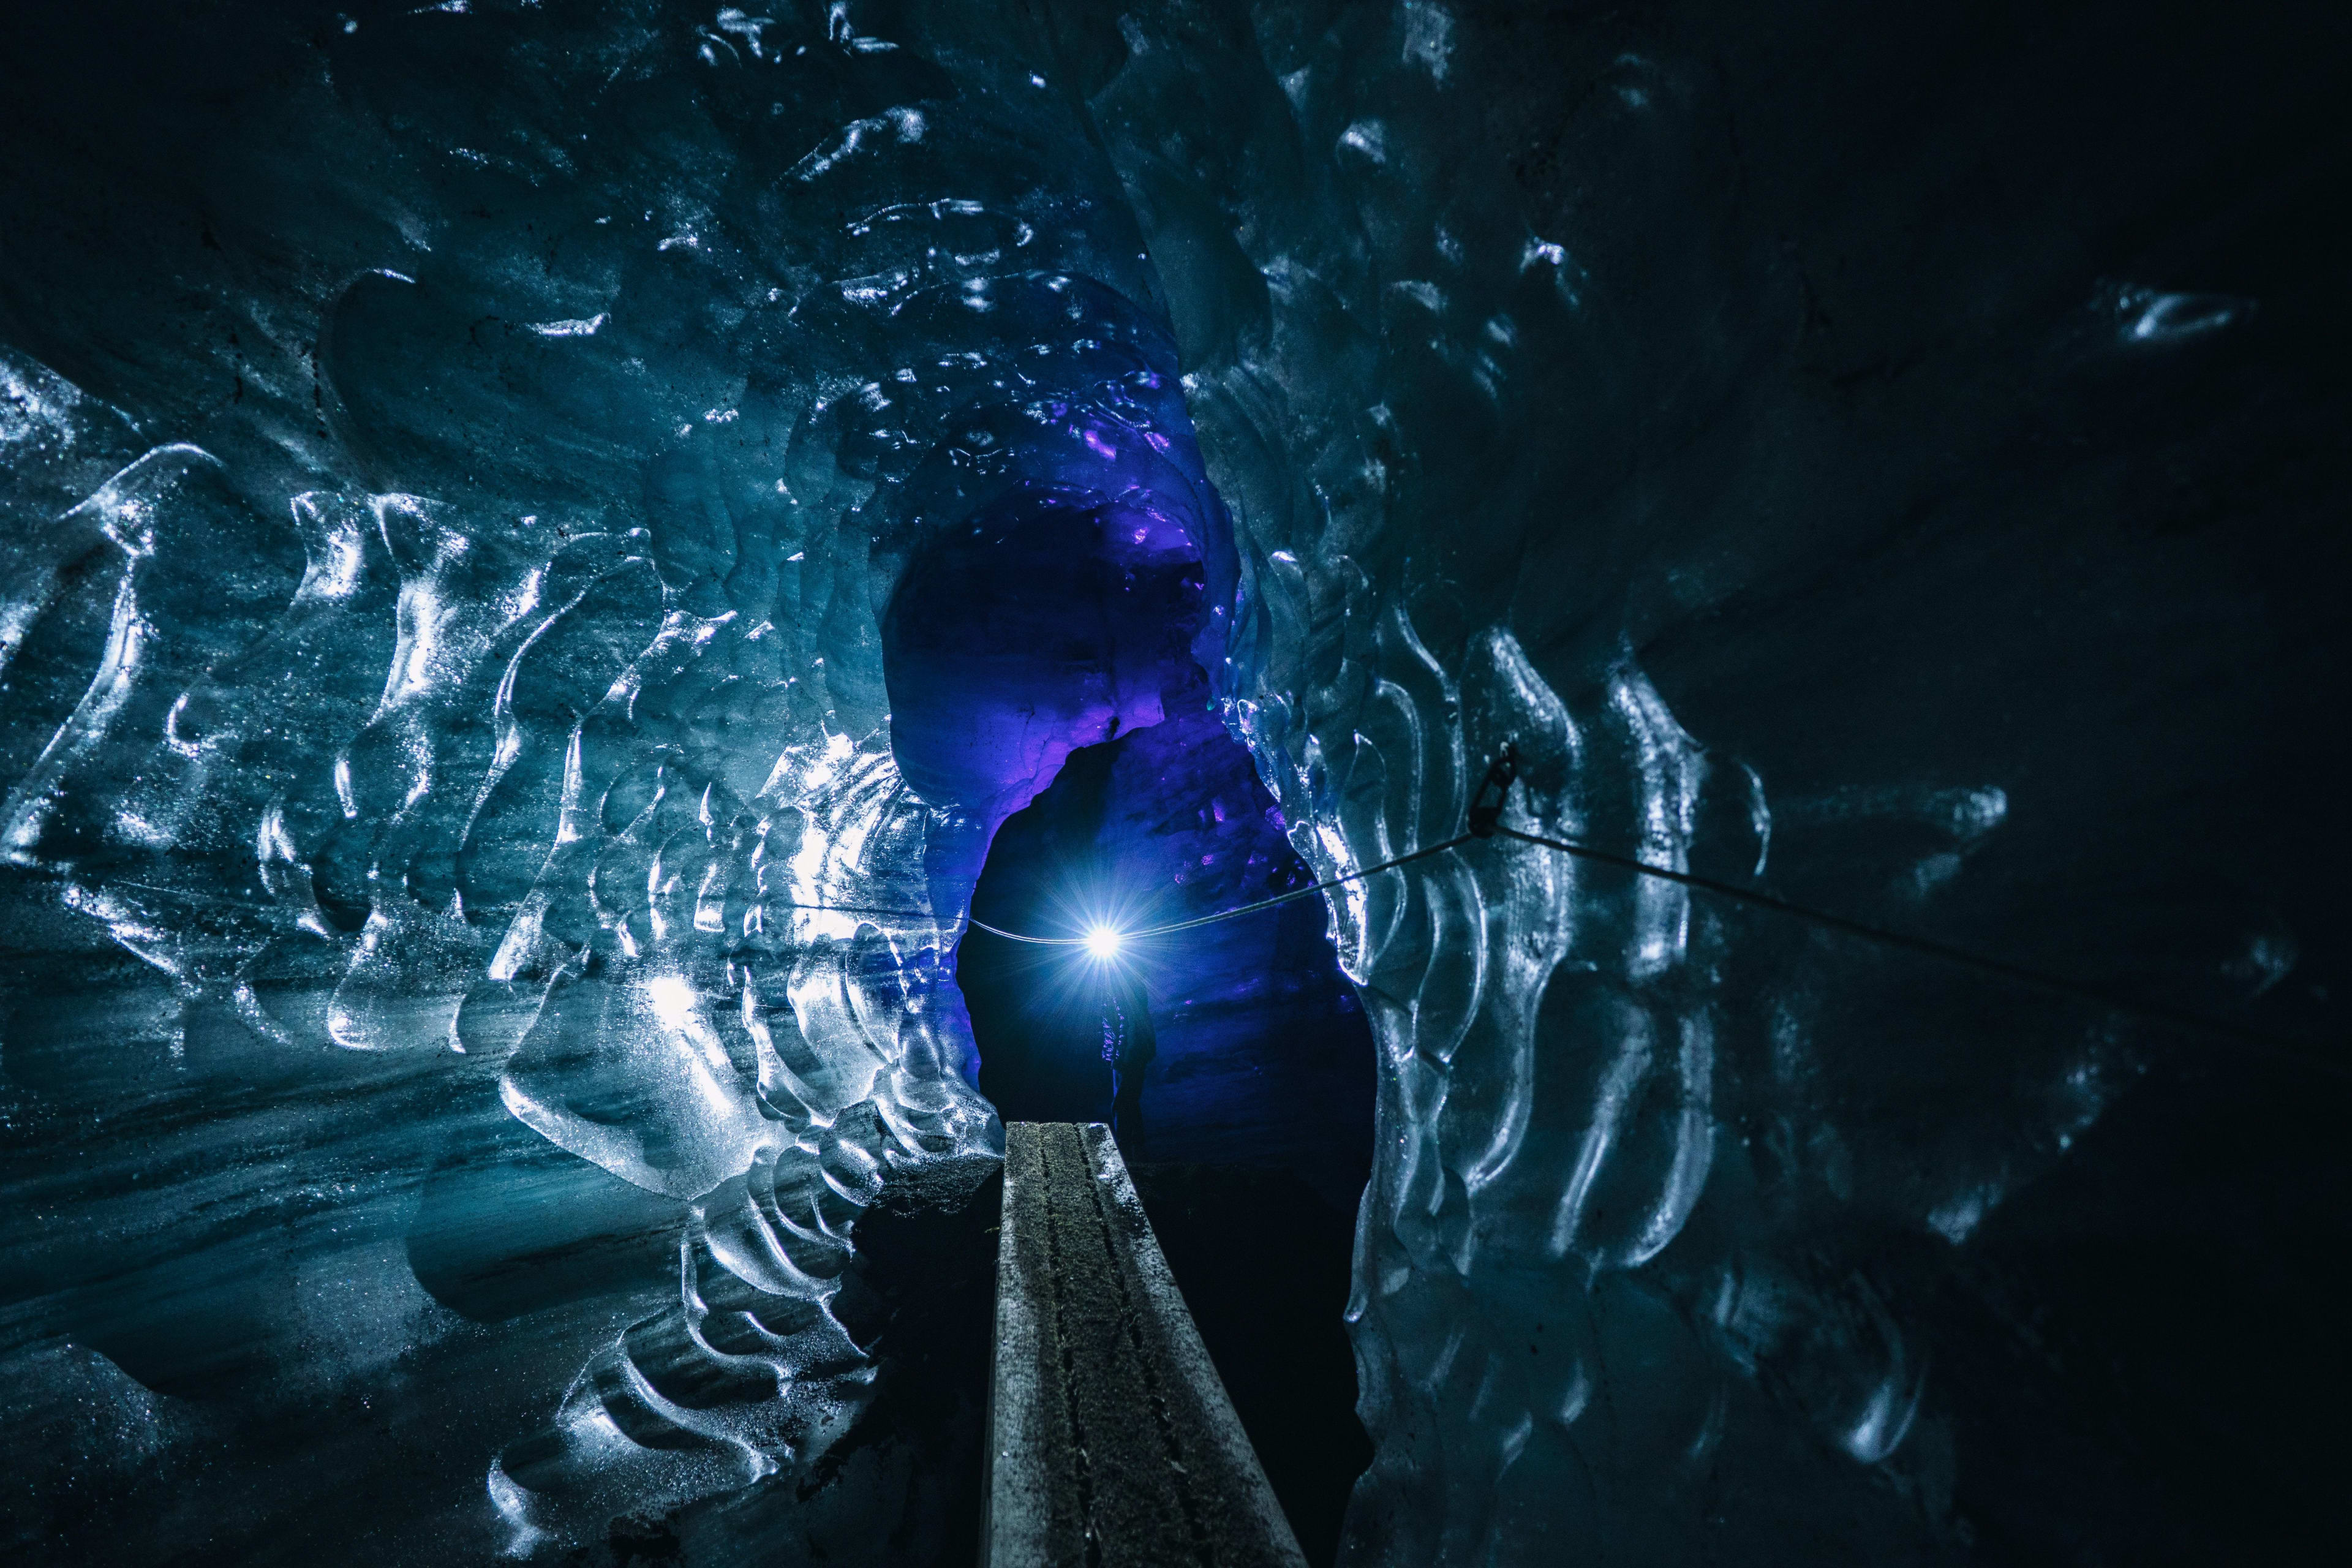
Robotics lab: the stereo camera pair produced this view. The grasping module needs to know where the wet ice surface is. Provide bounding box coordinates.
[1077,6,2346,1566]
[4,2,2349,1564]
[0,3,1173,1556]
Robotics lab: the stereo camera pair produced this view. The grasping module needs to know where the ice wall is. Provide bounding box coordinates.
[0,2,1222,1556]
[1057,2,2348,1563]
[4,1,2347,1563]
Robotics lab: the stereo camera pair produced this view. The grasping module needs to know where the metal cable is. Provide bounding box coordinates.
[34,767,2329,1072]
[1488,823,2341,1079]
[965,833,1477,945]
[960,746,2338,1078]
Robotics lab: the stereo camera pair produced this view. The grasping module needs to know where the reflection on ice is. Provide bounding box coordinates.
[1,2,2283,1562]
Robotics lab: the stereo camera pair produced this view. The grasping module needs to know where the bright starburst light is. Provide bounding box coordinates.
[1082,925,1125,960]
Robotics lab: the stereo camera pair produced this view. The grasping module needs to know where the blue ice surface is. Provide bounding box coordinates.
[2,2,2343,1564]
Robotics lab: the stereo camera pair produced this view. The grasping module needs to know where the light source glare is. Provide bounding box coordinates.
[1082,925,1124,960]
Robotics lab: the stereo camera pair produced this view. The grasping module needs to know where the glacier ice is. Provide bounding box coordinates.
[0,1,1188,1551]
[4,1,2348,1564]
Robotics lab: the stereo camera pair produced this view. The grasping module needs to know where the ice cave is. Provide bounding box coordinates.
[1,2,2346,1562]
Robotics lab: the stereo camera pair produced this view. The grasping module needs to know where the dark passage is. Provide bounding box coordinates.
[956,681,1378,1561]
[956,687,1374,1210]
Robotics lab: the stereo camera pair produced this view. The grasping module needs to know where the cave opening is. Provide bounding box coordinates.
[877,448,1379,1197]
[955,675,1376,1205]
[879,453,1377,1563]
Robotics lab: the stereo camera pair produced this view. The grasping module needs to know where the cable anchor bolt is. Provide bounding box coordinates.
[1468,742,1521,839]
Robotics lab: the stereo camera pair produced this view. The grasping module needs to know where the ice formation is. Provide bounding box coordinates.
[4,1,2344,1564]
[0,1,1213,1549]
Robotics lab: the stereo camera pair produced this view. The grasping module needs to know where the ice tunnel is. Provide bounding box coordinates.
[3,1,2349,1564]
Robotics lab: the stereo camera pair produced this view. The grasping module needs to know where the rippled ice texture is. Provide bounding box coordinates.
[0,2,1218,1554]
[3,1,2332,1564]
[1074,6,2284,1565]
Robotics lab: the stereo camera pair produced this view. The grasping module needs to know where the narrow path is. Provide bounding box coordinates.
[986,1123,1306,1568]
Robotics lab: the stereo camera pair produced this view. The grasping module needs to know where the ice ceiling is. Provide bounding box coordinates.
[2,1,2346,1564]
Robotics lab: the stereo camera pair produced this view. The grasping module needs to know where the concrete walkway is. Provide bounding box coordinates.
[985,1122,1308,1568]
